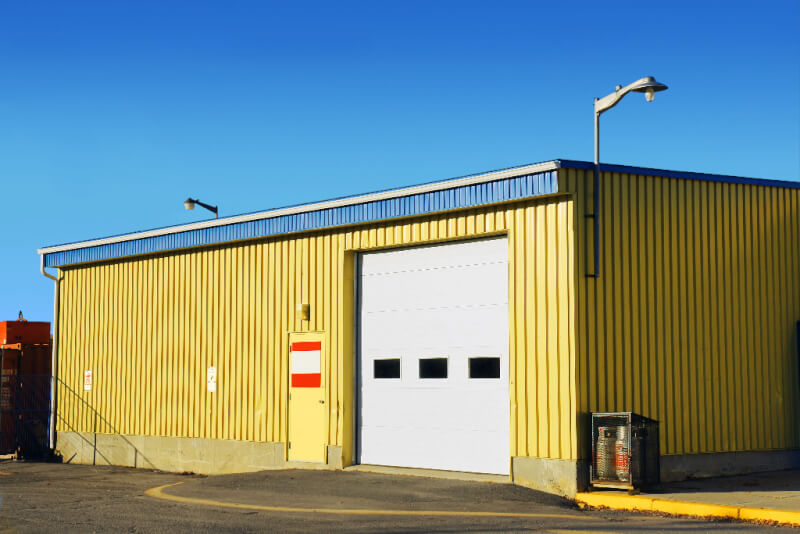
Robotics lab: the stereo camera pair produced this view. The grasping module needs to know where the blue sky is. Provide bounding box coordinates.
[1,0,798,325]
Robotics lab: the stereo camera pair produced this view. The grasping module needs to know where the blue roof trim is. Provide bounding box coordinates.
[556,160,800,189]
[44,170,558,268]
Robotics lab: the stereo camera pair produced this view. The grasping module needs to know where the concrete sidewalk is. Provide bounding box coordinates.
[577,469,800,527]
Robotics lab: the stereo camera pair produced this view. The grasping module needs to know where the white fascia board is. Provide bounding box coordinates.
[38,161,559,255]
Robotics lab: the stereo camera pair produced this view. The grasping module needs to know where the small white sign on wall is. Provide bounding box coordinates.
[207,366,217,393]
[83,370,92,391]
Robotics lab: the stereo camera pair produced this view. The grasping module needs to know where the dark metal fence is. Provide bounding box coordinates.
[0,373,51,458]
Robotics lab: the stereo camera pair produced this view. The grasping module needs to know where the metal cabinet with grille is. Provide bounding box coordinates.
[590,412,659,492]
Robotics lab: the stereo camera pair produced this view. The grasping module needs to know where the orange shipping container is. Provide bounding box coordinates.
[0,317,50,346]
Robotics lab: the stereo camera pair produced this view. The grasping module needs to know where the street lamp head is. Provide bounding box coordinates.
[629,76,668,102]
[184,197,219,218]
[595,76,668,114]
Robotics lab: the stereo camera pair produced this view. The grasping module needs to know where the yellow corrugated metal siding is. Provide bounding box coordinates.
[564,167,800,457]
[56,197,577,461]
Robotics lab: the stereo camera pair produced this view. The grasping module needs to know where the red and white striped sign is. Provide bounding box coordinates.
[291,341,321,387]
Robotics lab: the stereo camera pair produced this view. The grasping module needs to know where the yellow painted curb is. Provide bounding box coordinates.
[146,481,589,520]
[739,507,800,526]
[576,492,653,512]
[576,492,800,527]
[654,499,739,520]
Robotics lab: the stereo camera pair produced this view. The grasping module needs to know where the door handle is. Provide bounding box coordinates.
[319,400,325,404]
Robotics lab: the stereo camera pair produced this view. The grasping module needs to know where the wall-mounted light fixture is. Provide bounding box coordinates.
[184,197,218,218]
[296,303,310,322]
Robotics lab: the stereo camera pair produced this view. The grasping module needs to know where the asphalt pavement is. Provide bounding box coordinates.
[0,461,795,533]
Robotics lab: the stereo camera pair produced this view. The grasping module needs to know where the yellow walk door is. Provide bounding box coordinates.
[288,332,327,463]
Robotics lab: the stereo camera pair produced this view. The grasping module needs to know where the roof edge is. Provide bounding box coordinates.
[40,159,799,257]
[38,160,559,255]
[555,160,800,189]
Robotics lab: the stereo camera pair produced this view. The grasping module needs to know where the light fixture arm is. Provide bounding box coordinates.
[188,198,219,218]
[594,79,640,117]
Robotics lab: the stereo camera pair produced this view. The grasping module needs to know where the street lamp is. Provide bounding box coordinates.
[589,76,668,277]
[184,197,218,218]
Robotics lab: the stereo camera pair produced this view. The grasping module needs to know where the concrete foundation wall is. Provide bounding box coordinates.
[56,431,287,475]
[61,431,800,496]
[660,450,800,482]
[511,456,588,498]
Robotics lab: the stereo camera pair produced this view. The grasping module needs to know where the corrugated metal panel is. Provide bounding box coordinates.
[45,171,559,268]
[510,198,577,460]
[56,197,577,461]
[565,167,800,458]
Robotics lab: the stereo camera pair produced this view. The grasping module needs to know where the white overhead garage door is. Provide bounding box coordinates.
[358,237,510,475]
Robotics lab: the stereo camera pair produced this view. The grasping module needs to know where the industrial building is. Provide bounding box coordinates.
[38,160,800,496]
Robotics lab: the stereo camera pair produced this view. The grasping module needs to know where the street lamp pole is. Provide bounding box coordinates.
[589,76,668,277]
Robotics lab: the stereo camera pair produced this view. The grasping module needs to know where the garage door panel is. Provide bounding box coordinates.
[360,307,507,354]
[360,238,508,275]
[362,351,508,385]
[358,238,510,475]
[360,388,508,431]
[360,263,507,311]
[360,426,509,474]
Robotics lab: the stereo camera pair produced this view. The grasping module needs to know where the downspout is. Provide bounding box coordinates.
[40,254,59,451]
[590,109,601,278]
